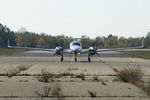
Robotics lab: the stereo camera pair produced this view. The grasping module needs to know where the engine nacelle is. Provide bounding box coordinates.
[55,46,63,51]
[88,47,97,55]
[54,46,64,56]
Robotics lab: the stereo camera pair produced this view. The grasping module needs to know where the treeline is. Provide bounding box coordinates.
[0,23,150,48]
[0,23,16,47]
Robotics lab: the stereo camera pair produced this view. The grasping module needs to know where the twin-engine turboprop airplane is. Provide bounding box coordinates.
[8,40,144,62]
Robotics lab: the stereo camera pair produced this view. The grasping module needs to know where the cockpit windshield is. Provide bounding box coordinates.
[73,42,81,46]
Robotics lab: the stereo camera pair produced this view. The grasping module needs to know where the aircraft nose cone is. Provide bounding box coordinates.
[73,46,81,51]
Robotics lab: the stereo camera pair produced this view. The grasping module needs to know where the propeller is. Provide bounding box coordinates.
[53,39,64,56]
[88,42,99,56]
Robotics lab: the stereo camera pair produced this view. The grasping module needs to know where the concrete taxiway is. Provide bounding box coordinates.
[0,50,149,100]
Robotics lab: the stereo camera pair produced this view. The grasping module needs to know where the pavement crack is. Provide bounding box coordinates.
[93,57,119,73]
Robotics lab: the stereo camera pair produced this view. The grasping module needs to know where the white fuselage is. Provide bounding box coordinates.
[70,41,82,53]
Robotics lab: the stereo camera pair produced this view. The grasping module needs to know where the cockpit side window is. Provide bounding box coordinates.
[73,42,81,46]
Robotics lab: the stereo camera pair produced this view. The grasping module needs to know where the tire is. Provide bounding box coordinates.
[75,58,77,62]
[88,57,91,62]
[61,57,63,62]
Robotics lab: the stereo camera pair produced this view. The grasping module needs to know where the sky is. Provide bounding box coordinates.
[0,0,150,38]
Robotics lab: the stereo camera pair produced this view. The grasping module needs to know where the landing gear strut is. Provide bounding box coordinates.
[88,55,91,62]
[75,53,77,62]
[61,54,63,62]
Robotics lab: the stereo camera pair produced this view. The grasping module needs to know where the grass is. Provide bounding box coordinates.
[117,66,150,96]
[59,72,74,77]
[120,51,150,59]
[143,80,150,95]
[17,65,30,72]
[99,79,107,85]
[35,86,51,97]
[75,73,85,80]
[35,84,63,100]
[51,83,63,98]
[0,48,28,55]
[93,76,99,82]
[37,71,78,82]
[67,67,78,71]
[88,90,97,97]
[7,65,30,78]
[7,69,18,78]
[37,69,55,82]
[117,66,144,84]
[118,66,150,96]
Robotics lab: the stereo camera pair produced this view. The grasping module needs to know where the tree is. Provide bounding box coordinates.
[0,23,149,49]
[145,32,150,48]
[80,35,94,49]
[0,23,15,47]
[104,34,118,48]
[15,32,38,47]
[118,37,128,47]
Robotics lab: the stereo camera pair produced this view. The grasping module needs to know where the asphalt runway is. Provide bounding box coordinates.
[0,50,150,74]
[0,50,150,100]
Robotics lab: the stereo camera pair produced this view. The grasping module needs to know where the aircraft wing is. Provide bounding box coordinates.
[8,45,72,53]
[80,49,89,54]
[81,40,144,53]
[8,45,56,52]
[60,49,72,54]
[96,46,144,52]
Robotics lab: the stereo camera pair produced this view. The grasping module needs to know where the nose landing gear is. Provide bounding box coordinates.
[75,53,77,62]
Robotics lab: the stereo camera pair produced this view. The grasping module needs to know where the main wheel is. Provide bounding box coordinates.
[61,54,63,62]
[88,56,91,62]
[61,57,63,62]
[75,58,77,62]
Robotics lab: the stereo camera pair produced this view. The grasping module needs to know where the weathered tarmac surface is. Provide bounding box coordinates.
[0,50,150,100]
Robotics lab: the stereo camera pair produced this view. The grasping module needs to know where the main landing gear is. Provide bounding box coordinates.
[60,53,77,62]
[88,55,91,62]
[61,54,63,62]
[60,53,91,62]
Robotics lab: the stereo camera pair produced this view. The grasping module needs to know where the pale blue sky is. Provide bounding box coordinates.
[0,0,150,38]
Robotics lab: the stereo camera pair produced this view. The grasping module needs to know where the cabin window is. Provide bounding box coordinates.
[73,42,81,46]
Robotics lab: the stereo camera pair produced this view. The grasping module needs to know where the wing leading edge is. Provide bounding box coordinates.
[97,40,144,52]
[8,40,71,53]
[96,46,144,52]
[8,45,72,54]
[8,45,56,51]
[81,40,144,53]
